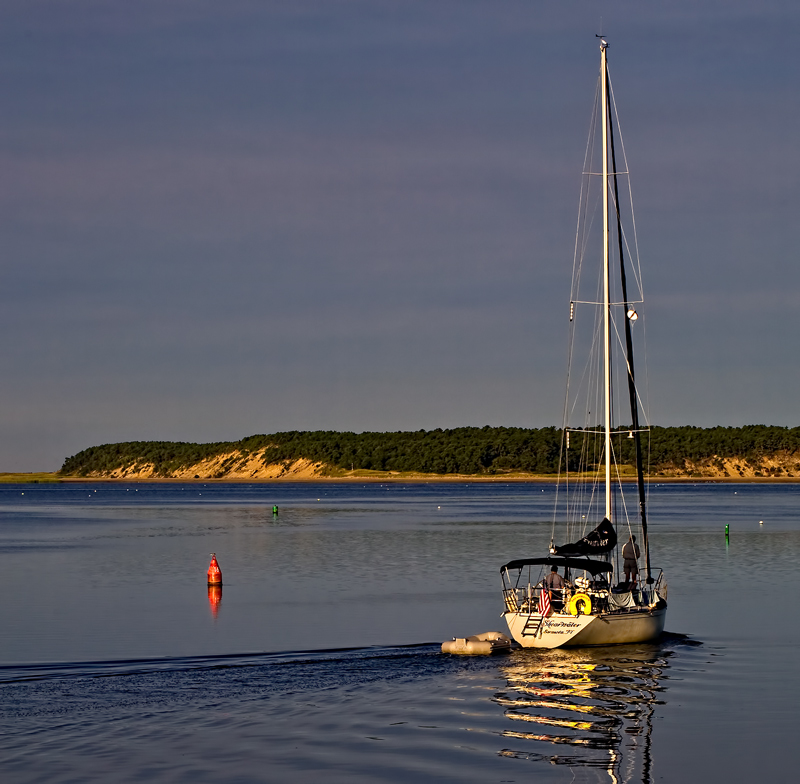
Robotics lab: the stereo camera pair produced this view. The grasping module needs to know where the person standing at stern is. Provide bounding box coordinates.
[622,536,640,587]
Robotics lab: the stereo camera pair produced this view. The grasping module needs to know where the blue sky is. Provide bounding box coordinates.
[1,1,799,470]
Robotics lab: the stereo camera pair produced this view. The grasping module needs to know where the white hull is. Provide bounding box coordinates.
[504,606,666,649]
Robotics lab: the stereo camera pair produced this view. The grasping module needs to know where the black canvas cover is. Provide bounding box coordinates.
[501,556,612,576]
[553,517,617,556]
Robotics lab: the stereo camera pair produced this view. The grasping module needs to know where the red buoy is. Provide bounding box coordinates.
[207,553,222,586]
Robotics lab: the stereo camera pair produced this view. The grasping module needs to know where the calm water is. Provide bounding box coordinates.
[1,481,797,782]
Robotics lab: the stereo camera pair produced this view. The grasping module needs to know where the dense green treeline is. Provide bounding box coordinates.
[59,425,800,477]
[59,427,562,476]
[568,424,800,473]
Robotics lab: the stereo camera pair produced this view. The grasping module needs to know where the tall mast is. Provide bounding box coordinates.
[601,40,612,522]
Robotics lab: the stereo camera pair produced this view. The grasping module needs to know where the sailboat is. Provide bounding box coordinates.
[501,39,667,648]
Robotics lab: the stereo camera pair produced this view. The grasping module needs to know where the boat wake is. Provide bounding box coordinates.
[0,642,445,684]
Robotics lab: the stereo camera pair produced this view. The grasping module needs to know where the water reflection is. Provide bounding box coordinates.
[207,585,222,618]
[495,644,670,783]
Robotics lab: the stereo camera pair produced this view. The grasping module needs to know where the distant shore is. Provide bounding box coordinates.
[57,427,800,482]
[5,471,800,485]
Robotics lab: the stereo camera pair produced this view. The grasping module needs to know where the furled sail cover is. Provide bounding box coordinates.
[553,517,617,556]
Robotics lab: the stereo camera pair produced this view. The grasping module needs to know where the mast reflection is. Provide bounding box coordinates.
[495,644,670,783]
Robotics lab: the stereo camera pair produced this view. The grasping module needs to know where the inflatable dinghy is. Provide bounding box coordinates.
[441,631,513,655]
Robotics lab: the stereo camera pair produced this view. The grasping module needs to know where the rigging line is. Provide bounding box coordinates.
[608,438,635,537]
[574,188,602,303]
[607,76,652,496]
[569,395,604,536]
[572,298,644,305]
[558,68,603,537]
[575,429,603,532]
[570,286,605,466]
[567,336,599,530]
[568,227,605,436]
[570,76,602,323]
[568,306,604,423]
[607,61,652,586]
[608,76,645,298]
[645,428,652,510]
[562,280,603,535]
[572,76,601,292]
[609,313,650,420]
[607,184,644,300]
[561,205,595,516]
[573,175,601,308]
[558,243,582,537]
[573,93,604,304]
[569,431,601,537]
[572,316,604,534]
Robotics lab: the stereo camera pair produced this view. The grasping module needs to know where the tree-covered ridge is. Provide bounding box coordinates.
[60,439,239,477]
[59,427,561,477]
[59,425,800,478]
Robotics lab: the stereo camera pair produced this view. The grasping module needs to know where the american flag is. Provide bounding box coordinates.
[539,587,551,617]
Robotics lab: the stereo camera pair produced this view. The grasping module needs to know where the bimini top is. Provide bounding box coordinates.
[500,556,612,576]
